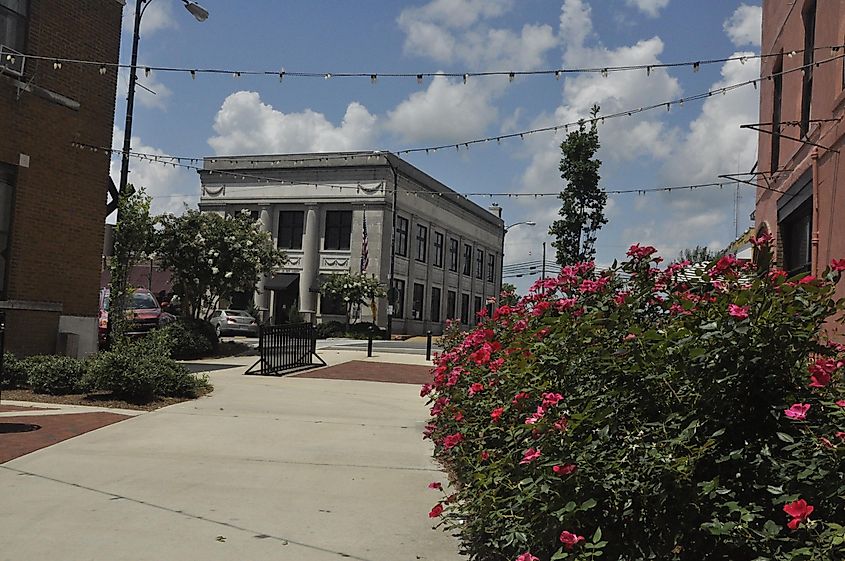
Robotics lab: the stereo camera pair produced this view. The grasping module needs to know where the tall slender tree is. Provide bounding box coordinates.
[549,105,607,266]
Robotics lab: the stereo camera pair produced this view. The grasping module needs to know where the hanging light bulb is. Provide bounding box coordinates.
[463,73,468,84]
[53,60,62,70]
[508,72,515,83]
[370,74,378,84]
[416,74,423,84]
[99,65,107,75]
[693,62,700,72]
[144,66,151,77]
[554,70,560,80]
[190,70,197,80]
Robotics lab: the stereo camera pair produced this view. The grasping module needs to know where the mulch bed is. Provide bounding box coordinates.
[1,389,205,412]
[0,412,129,463]
[295,360,434,385]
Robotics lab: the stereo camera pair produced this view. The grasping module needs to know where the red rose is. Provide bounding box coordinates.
[783,499,814,530]
[429,503,444,518]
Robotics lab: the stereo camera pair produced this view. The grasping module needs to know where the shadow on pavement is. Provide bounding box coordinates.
[0,423,41,434]
[182,363,243,374]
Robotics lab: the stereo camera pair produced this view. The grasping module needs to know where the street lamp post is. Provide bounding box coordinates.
[504,221,536,233]
[115,0,209,220]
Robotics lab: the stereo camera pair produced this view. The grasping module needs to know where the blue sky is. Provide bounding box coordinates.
[113,0,763,293]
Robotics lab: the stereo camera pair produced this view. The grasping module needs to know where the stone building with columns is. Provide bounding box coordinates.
[197,152,505,335]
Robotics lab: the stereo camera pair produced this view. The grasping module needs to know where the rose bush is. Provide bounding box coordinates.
[423,242,845,561]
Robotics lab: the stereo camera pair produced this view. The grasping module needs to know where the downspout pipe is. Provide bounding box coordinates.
[811,148,820,276]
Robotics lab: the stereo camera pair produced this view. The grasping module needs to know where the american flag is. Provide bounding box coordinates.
[360,212,369,273]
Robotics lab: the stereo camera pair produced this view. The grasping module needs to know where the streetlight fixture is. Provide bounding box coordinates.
[504,221,537,233]
[182,1,209,22]
[115,0,209,218]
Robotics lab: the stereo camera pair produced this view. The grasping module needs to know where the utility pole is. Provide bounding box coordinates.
[541,242,546,280]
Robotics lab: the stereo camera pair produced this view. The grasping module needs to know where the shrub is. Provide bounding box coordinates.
[1,352,27,389]
[315,321,345,339]
[26,355,86,395]
[84,331,209,402]
[346,321,385,339]
[423,242,845,561]
[436,319,464,350]
[162,318,217,359]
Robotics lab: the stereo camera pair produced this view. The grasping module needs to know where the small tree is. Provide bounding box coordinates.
[109,184,155,343]
[319,272,386,328]
[499,283,519,306]
[155,210,285,319]
[549,105,607,266]
[676,244,722,264]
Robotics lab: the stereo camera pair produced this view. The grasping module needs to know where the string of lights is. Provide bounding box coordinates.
[73,142,792,200]
[72,51,845,169]
[9,44,844,84]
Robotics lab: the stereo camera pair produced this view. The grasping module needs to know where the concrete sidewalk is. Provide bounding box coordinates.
[0,352,459,561]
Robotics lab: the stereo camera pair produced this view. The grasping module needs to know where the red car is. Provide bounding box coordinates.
[98,288,175,348]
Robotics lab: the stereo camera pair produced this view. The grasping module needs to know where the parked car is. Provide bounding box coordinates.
[98,288,175,348]
[209,309,259,337]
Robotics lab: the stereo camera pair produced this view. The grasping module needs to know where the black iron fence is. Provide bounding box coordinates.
[245,322,324,376]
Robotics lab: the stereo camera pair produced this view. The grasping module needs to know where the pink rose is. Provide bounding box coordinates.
[516,553,539,561]
[490,407,505,422]
[784,403,811,421]
[428,481,442,490]
[553,464,577,476]
[469,382,485,396]
[559,530,586,550]
[429,503,444,518]
[519,447,541,465]
[831,259,845,272]
[728,304,749,319]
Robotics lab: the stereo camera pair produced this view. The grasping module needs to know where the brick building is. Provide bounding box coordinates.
[755,1,845,307]
[0,0,123,356]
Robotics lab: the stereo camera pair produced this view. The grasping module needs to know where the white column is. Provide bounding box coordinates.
[299,204,320,323]
[256,206,272,321]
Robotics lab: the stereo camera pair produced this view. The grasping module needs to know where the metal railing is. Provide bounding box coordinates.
[245,322,325,376]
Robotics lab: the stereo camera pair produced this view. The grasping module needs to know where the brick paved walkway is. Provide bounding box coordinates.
[0,412,129,464]
[296,360,433,385]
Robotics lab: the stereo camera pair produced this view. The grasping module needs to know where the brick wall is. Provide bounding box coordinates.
[0,0,123,355]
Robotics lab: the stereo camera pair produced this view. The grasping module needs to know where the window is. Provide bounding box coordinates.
[396,216,409,257]
[0,164,15,299]
[475,248,484,279]
[324,210,352,250]
[277,211,304,250]
[0,0,28,75]
[430,287,441,322]
[487,253,495,282]
[412,283,425,320]
[449,238,459,272]
[433,232,444,268]
[782,201,812,275]
[771,53,783,175]
[800,0,816,137]
[463,244,473,276]
[391,279,405,318]
[416,224,428,262]
[474,296,483,320]
[460,294,470,324]
[447,290,457,320]
[320,293,346,315]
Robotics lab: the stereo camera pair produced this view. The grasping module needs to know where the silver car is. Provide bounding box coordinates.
[209,309,259,337]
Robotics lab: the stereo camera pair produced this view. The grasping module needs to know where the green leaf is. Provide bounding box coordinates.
[592,527,602,543]
[776,432,794,443]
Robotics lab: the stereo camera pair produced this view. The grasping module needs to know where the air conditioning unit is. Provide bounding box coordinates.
[0,45,25,78]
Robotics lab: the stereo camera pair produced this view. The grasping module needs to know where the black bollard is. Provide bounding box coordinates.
[367,329,373,358]
[426,330,432,361]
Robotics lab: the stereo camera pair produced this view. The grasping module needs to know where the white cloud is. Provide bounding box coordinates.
[662,53,760,195]
[385,75,498,143]
[517,1,681,203]
[398,0,557,70]
[625,0,670,18]
[110,127,198,218]
[724,4,762,47]
[117,67,173,110]
[124,0,177,36]
[208,91,378,155]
